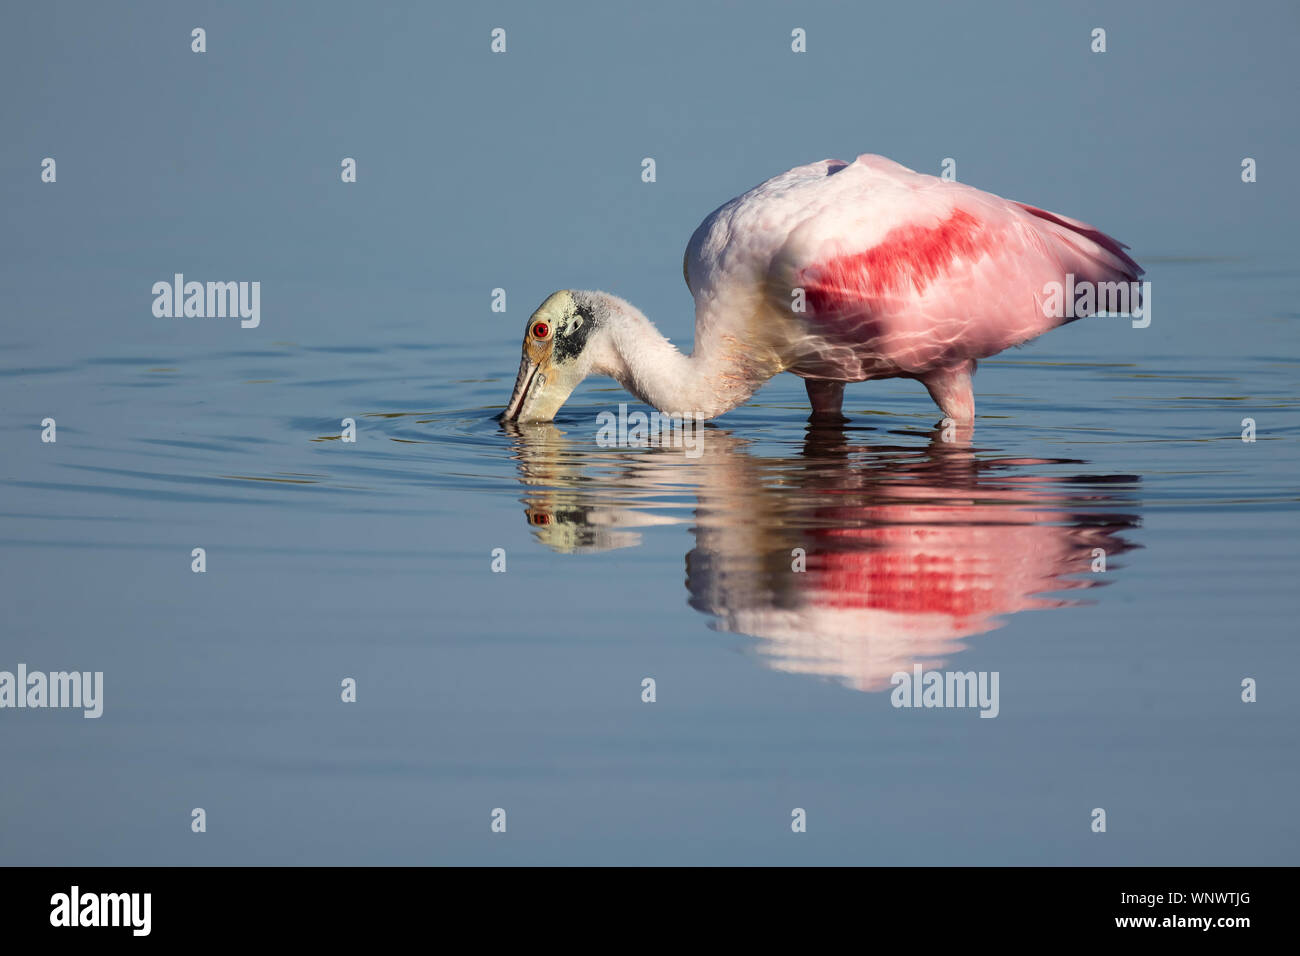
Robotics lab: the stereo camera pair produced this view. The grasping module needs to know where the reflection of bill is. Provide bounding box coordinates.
[504,420,1140,693]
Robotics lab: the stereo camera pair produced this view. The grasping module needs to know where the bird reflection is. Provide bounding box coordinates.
[502,418,1139,692]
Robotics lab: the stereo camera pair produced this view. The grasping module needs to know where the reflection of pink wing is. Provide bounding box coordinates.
[693,478,1132,693]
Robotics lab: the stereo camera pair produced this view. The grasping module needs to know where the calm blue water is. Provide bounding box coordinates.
[2,1,1298,865]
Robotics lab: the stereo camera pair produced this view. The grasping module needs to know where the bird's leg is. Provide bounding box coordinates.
[805,379,847,420]
[920,361,975,424]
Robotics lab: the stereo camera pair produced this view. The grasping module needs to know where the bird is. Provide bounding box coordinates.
[502,153,1142,425]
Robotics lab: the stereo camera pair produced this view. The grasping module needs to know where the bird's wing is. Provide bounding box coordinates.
[764,155,1143,367]
[684,158,855,300]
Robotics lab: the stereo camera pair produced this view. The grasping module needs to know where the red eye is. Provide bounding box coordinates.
[532,321,550,339]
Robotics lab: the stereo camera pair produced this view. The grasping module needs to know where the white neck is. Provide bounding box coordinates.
[583,293,770,420]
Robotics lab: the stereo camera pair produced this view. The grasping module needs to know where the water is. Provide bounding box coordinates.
[2,1,1298,865]
[1,254,1296,864]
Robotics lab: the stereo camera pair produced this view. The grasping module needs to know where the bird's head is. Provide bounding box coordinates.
[502,290,607,422]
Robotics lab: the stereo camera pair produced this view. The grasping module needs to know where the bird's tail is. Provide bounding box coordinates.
[1015,202,1145,325]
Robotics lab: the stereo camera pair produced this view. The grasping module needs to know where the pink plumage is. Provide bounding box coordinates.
[680,153,1143,421]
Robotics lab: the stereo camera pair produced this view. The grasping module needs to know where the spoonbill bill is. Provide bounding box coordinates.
[502,154,1142,425]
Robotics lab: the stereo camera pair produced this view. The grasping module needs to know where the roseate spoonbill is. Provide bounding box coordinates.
[502,154,1142,424]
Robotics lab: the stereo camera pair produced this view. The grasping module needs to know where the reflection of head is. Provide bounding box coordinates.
[505,419,691,553]
[524,502,646,553]
[505,421,1139,692]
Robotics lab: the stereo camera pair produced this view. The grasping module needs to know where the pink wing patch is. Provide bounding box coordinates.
[798,208,995,314]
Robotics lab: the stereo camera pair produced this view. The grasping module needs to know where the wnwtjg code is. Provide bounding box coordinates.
[1121,891,1250,907]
